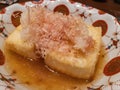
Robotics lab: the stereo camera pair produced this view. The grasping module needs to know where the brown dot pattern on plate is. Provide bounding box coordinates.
[54,4,69,15]
[92,20,108,36]
[104,56,120,76]
[0,49,5,65]
[11,11,22,27]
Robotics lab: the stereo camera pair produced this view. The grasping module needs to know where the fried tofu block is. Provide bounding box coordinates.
[5,26,36,59]
[45,26,102,79]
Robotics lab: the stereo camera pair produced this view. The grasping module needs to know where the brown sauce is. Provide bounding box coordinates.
[4,46,107,90]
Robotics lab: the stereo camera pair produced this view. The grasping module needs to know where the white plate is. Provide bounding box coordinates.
[0,0,120,90]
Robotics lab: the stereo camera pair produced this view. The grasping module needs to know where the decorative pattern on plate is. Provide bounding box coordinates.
[0,73,16,90]
[0,0,120,90]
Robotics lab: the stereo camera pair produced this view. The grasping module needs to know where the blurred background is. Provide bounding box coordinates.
[0,0,120,20]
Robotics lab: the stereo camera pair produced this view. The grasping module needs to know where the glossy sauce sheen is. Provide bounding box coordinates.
[4,46,107,90]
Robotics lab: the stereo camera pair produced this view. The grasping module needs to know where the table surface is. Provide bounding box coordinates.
[0,0,120,19]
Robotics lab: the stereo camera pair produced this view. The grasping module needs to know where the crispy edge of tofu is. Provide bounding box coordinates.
[5,25,36,59]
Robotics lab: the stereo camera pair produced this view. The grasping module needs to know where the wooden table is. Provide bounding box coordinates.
[0,0,120,19]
